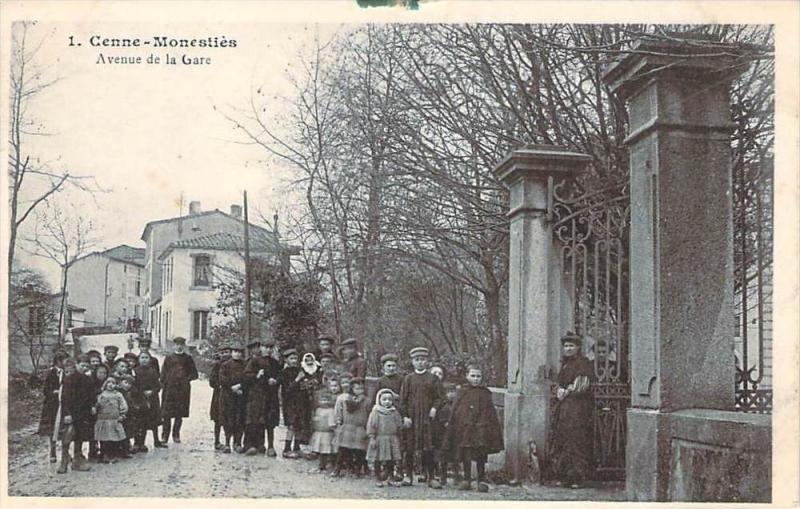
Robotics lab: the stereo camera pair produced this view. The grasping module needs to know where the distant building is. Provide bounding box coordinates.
[141,202,289,347]
[152,231,282,346]
[66,244,146,330]
[8,286,85,373]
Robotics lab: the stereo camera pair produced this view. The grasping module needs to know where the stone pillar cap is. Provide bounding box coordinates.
[602,35,753,100]
[493,144,590,187]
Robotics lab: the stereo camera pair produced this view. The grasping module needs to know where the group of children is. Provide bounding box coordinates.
[38,337,190,473]
[208,336,504,491]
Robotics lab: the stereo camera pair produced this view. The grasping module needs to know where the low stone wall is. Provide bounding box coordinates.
[627,408,771,502]
[666,409,771,502]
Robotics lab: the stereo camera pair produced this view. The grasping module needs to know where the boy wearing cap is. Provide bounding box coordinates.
[243,339,282,456]
[160,337,198,444]
[399,347,446,488]
[59,355,95,472]
[312,336,340,365]
[103,345,119,372]
[340,338,366,378]
[219,342,247,453]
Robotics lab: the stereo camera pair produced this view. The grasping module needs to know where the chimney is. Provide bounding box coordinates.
[230,204,242,219]
[188,201,202,216]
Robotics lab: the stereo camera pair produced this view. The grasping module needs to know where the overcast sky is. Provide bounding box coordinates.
[16,22,339,287]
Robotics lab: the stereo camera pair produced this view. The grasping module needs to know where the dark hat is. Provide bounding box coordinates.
[409,347,429,358]
[218,343,232,351]
[560,332,582,346]
[339,371,353,380]
[317,335,335,344]
[380,353,399,364]
[350,377,365,385]
[120,375,135,384]
[262,337,276,346]
[76,353,90,363]
[282,348,299,358]
[104,345,119,352]
[138,338,152,346]
[230,342,245,351]
[114,357,129,366]
[340,337,358,348]
[172,336,187,345]
[247,338,262,348]
[86,349,102,358]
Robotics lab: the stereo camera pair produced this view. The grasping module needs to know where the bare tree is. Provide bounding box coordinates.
[7,21,98,280]
[24,200,97,341]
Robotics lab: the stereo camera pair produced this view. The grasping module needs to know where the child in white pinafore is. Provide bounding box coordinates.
[367,388,404,487]
[94,377,128,463]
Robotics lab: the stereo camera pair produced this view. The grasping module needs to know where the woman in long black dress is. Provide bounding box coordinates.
[38,350,70,462]
[549,332,594,488]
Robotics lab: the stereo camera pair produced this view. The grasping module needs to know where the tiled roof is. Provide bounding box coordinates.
[159,232,279,260]
[140,209,274,241]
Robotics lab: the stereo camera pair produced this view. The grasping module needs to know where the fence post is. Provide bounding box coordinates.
[603,36,748,500]
[493,144,589,482]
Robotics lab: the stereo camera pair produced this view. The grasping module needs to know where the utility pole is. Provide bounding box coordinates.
[243,191,252,344]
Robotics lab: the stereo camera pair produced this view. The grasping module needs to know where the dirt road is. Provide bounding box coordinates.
[7,352,625,501]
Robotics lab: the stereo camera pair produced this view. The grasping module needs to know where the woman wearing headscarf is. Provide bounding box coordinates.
[548,332,595,488]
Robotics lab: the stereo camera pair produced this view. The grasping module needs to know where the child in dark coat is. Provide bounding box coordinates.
[118,375,145,457]
[134,351,166,449]
[399,347,446,488]
[279,348,308,458]
[367,388,404,487]
[432,382,459,486]
[58,356,95,473]
[444,365,504,492]
[38,350,69,463]
[219,342,247,453]
[209,344,231,450]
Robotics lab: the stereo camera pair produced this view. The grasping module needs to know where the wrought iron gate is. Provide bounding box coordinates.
[733,157,773,414]
[550,178,631,480]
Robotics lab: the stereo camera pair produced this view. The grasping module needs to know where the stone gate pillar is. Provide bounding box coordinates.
[603,37,756,500]
[493,145,589,482]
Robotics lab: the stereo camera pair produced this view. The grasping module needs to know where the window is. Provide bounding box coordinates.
[162,258,174,294]
[192,310,209,340]
[135,279,141,297]
[193,255,211,287]
[28,305,46,336]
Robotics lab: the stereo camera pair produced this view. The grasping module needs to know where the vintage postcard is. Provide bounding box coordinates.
[1,1,798,508]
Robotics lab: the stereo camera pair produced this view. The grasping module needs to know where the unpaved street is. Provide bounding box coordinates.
[7,353,625,501]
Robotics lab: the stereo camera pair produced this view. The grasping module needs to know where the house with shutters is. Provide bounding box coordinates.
[141,201,287,347]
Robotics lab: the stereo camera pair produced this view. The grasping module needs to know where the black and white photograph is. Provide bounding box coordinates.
[1,1,798,506]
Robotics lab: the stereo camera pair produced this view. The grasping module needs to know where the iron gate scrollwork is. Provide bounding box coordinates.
[549,177,631,480]
[733,157,773,414]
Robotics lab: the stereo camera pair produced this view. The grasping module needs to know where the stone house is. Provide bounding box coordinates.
[66,244,146,330]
